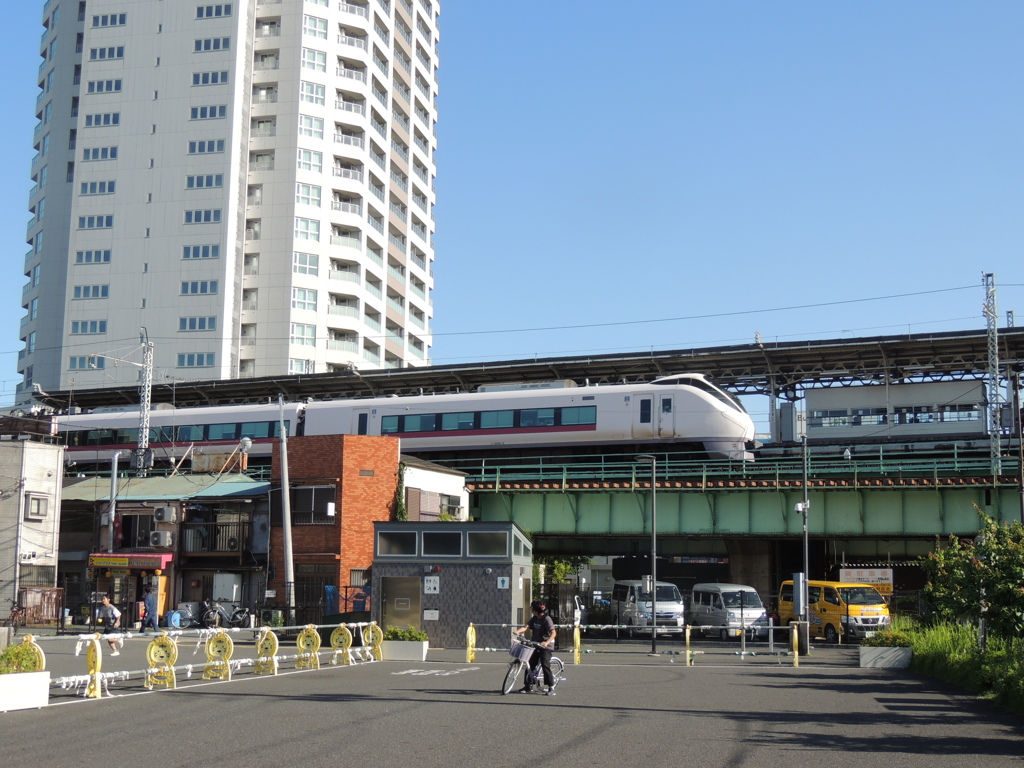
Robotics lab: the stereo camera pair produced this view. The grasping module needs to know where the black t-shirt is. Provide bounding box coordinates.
[527,614,555,644]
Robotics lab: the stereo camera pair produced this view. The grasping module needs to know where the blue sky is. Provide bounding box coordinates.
[2,1,1022,420]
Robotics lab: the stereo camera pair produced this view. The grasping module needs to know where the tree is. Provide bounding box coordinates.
[922,508,1024,638]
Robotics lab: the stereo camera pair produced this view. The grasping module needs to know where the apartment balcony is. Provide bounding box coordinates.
[180,521,251,558]
[341,1,370,18]
[397,24,412,46]
[248,160,274,172]
[337,67,368,83]
[364,315,382,332]
[334,133,366,149]
[408,343,425,359]
[394,81,411,104]
[386,328,404,345]
[367,217,384,235]
[333,167,364,182]
[389,202,407,223]
[328,339,359,353]
[329,270,360,284]
[253,93,278,104]
[363,347,381,364]
[370,151,386,170]
[367,249,384,267]
[242,300,258,311]
[416,49,431,69]
[396,55,411,75]
[329,304,359,317]
[338,34,369,51]
[409,312,424,329]
[371,119,387,138]
[387,263,406,283]
[390,170,408,192]
[412,194,427,212]
[391,140,409,162]
[388,233,407,253]
[255,28,281,38]
[332,200,363,215]
[251,126,276,138]
[240,337,256,346]
[378,0,392,12]
[245,229,261,240]
[374,22,390,44]
[365,282,383,300]
[410,251,426,271]
[369,185,385,201]
[410,282,426,300]
[386,295,405,314]
[412,165,429,184]
[413,134,429,155]
[411,222,427,241]
[398,0,413,15]
[372,85,389,105]
[331,234,361,249]
[393,110,410,132]
[336,100,366,116]
[254,61,280,71]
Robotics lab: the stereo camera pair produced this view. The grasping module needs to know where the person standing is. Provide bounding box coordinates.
[141,586,159,633]
[99,595,122,655]
[514,600,557,695]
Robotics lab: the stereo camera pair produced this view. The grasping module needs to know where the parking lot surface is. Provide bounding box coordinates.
[4,634,1023,767]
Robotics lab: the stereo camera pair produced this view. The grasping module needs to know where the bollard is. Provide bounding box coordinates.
[255,626,281,674]
[572,625,581,665]
[85,634,104,698]
[365,621,384,661]
[203,630,234,681]
[295,624,321,670]
[328,624,353,667]
[466,624,476,663]
[145,632,178,689]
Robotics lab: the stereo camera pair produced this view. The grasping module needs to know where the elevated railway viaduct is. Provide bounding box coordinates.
[35,328,1024,595]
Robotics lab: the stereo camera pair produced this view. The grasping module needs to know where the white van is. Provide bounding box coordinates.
[688,583,769,640]
[610,580,686,635]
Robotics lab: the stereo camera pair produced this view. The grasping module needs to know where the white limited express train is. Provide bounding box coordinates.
[56,374,755,464]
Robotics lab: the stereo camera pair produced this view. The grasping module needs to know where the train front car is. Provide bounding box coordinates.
[650,374,755,459]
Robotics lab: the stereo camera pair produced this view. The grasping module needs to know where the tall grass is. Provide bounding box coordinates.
[892,616,1024,715]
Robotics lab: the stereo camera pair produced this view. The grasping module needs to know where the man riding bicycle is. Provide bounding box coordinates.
[514,600,557,695]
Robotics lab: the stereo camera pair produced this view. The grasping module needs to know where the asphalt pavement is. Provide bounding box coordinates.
[3,631,1022,767]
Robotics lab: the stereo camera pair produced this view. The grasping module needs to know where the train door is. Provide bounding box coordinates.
[631,393,674,439]
[354,409,371,435]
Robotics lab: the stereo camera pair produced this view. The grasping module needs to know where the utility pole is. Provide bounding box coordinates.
[278,395,296,626]
[983,273,1001,475]
[135,331,154,476]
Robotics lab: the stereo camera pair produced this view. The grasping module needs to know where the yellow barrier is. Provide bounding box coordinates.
[144,632,178,690]
[466,624,477,663]
[254,627,280,675]
[329,624,354,666]
[296,625,321,670]
[203,630,234,681]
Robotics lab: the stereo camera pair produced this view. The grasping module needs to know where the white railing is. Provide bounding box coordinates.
[328,339,359,352]
[340,1,369,18]
[329,304,359,316]
[338,34,368,50]
[331,234,362,248]
[334,167,364,181]
[336,100,366,115]
[332,200,363,214]
[329,271,360,284]
[334,133,365,148]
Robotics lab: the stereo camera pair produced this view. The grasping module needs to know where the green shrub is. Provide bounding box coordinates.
[861,628,912,647]
[0,643,40,675]
[383,626,428,642]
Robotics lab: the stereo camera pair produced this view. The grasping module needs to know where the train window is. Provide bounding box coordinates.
[116,428,139,445]
[404,414,437,432]
[661,397,672,414]
[561,406,596,425]
[208,423,239,440]
[519,408,555,427]
[177,424,206,441]
[150,426,175,443]
[86,429,114,446]
[480,410,514,429]
[441,412,475,430]
[240,421,273,439]
[639,399,652,424]
[381,416,400,434]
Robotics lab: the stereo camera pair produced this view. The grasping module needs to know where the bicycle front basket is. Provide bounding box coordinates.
[510,642,534,662]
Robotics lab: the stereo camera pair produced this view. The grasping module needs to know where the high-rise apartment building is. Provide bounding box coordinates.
[18,0,438,403]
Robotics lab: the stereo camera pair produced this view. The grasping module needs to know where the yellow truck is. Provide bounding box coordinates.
[778,580,890,643]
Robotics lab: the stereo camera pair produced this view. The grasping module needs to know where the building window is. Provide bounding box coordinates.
[70,355,105,370]
[192,70,229,86]
[179,316,217,331]
[294,217,320,241]
[289,358,315,375]
[92,13,127,27]
[80,180,115,195]
[297,148,323,172]
[82,146,118,161]
[76,249,112,264]
[73,284,109,299]
[295,183,321,207]
[77,215,113,229]
[177,352,216,367]
[298,115,324,139]
[87,79,122,93]
[301,48,326,72]
[84,113,120,127]
[183,244,220,259]
[194,37,230,52]
[89,46,125,60]
[290,323,316,346]
[186,174,224,189]
[184,209,222,224]
[293,252,319,276]
[302,15,328,39]
[190,105,227,120]
[196,4,232,18]
[300,81,325,105]
[292,288,317,311]
[24,495,49,522]
[181,280,219,295]
[71,320,107,334]
[188,139,225,154]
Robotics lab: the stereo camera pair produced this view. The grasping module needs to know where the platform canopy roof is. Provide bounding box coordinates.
[34,327,1024,411]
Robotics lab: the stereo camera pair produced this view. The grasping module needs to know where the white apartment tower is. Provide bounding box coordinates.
[18,0,438,402]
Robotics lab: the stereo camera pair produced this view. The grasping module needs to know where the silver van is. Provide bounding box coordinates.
[610,580,686,636]
[688,583,768,639]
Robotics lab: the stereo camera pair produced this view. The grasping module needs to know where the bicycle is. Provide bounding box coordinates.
[168,600,250,629]
[3,601,24,634]
[501,636,565,696]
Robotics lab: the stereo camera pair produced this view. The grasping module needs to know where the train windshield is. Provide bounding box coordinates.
[659,376,747,413]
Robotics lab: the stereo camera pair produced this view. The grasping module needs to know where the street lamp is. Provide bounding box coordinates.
[636,454,658,655]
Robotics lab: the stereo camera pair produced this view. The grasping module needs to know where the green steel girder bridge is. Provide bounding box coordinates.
[461,452,1023,574]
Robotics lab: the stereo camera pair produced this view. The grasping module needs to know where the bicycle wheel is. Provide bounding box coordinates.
[501,660,525,695]
[548,657,565,690]
[202,610,220,628]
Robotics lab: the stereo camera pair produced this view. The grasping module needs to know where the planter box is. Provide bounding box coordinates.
[0,670,50,712]
[859,646,912,669]
[380,640,429,662]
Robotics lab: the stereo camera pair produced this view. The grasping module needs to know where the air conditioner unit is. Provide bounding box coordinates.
[153,506,176,523]
[150,531,175,547]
